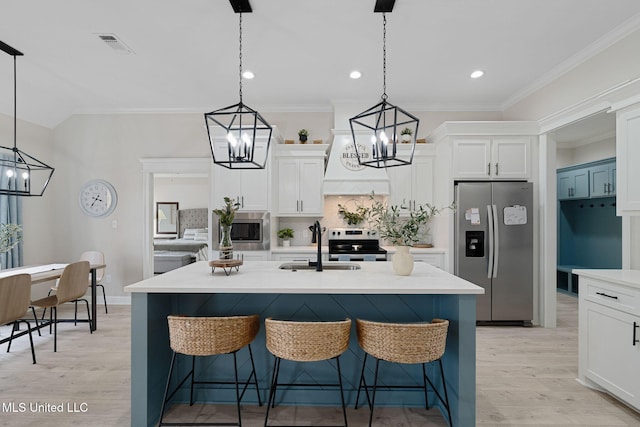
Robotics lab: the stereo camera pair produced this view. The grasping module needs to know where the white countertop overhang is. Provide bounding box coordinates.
[572,268,640,289]
[125,261,484,295]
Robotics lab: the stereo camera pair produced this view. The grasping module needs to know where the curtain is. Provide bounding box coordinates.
[0,167,24,269]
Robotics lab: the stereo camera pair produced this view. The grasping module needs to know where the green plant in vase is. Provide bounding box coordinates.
[277,228,295,247]
[212,197,240,259]
[298,129,309,143]
[367,197,453,275]
[400,127,413,142]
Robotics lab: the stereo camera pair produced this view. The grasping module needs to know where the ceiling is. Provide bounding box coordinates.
[2,0,640,129]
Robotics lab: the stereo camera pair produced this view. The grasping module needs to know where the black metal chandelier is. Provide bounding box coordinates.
[349,1,419,169]
[0,40,54,196]
[204,0,272,170]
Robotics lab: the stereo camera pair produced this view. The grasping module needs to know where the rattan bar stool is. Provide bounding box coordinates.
[158,314,262,427]
[264,318,351,427]
[354,318,453,427]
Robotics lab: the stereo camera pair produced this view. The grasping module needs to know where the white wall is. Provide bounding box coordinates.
[556,137,616,168]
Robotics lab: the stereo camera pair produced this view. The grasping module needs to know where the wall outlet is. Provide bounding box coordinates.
[111,220,118,229]
[105,274,112,284]
[303,229,309,238]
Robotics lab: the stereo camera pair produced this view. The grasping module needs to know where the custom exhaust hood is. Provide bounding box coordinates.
[323,104,389,196]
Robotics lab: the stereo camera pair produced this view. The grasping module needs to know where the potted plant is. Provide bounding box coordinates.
[400,127,413,143]
[0,223,22,268]
[212,197,240,259]
[367,198,452,275]
[298,129,309,143]
[277,228,295,247]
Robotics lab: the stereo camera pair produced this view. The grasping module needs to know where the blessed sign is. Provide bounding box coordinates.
[340,142,371,171]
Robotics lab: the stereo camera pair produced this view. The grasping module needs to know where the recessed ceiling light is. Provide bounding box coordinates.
[470,70,484,79]
[350,70,362,79]
[242,70,255,79]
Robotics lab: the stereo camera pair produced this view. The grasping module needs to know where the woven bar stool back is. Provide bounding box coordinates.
[357,318,448,364]
[355,318,453,427]
[264,318,352,427]
[265,318,351,362]
[158,314,261,427]
[168,314,259,356]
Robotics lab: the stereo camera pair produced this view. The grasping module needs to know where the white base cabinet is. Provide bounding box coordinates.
[578,271,640,411]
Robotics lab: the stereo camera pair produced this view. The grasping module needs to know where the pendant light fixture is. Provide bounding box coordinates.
[0,41,54,196]
[204,0,272,170]
[349,0,419,168]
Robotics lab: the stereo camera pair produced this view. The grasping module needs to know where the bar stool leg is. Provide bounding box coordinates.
[422,363,429,410]
[368,358,381,427]
[335,356,348,427]
[264,356,280,427]
[233,352,242,427]
[247,344,262,406]
[53,306,57,352]
[355,353,371,410]
[438,359,453,427]
[189,355,196,406]
[158,351,178,426]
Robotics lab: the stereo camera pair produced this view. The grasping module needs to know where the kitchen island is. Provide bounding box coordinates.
[125,260,483,427]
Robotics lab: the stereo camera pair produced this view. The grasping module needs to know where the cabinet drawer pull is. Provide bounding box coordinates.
[634,322,639,346]
[487,163,491,176]
[596,291,618,300]
[495,163,499,176]
[604,183,607,193]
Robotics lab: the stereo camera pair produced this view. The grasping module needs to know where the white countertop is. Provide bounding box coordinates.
[270,245,445,254]
[125,260,483,295]
[573,269,640,289]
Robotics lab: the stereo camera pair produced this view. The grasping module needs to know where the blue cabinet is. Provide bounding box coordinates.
[557,158,615,200]
[557,168,589,200]
[589,161,616,198]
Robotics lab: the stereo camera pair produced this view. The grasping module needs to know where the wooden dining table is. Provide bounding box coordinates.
[0,263,106,343]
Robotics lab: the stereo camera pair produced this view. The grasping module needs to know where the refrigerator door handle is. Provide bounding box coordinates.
[492,204,499,278]
[487,204,494,278]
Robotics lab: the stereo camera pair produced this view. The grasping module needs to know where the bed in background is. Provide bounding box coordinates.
[154,208,209,273]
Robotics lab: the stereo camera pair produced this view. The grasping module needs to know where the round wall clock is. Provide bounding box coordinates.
[79,179,118,218]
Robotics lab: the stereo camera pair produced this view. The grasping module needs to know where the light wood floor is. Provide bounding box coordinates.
[1,293,639,426]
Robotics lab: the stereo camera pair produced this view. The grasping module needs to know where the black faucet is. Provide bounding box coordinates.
[310,220,323,272]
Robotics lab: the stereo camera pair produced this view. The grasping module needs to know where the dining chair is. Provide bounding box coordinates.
[44,250,107,320]
[0,274,38,364]
[31,261,92,352]
[79,251,107,314]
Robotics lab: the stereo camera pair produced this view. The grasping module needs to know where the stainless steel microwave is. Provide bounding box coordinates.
[212,212,270,251]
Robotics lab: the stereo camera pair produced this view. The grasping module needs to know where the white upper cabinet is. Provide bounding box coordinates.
[388,146,434,210]
[212,142,270,211]
[616,105,640,215]
[453,137,531,180]
[274,145,328,216]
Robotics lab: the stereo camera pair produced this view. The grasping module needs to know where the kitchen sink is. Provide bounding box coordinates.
[278,262,361,271]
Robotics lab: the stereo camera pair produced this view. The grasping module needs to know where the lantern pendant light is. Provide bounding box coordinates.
[349,3,419,169]
[0,40,55,196]
[204,0,272,170]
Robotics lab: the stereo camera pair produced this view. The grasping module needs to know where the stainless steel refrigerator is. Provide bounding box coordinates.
[455,182,533,323]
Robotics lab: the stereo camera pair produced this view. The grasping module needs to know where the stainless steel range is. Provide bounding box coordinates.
[328,228,388,262]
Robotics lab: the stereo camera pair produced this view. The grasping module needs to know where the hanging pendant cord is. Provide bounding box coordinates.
[381,13,387,101]
[238,12,243,105]
[13,55,17,151]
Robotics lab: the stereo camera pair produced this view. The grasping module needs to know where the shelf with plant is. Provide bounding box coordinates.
[277,228,295,247]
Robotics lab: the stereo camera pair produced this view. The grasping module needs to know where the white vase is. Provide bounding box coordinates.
[392,245,414,276]
[283,240,290,247]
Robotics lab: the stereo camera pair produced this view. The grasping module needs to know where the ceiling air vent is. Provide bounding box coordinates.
[96,33,135,54]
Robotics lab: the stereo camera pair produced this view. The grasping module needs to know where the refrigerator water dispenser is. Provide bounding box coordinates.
[465,231,484,257]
